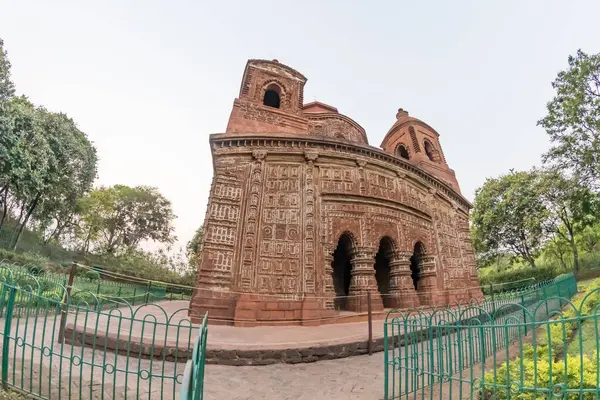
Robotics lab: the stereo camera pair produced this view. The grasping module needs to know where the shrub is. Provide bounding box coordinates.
[28,266,45,276]
[482,279,600,399]
[481,350,599,399]
[0,249,49,269]
[83,270,101,280]
[479,264,562,290]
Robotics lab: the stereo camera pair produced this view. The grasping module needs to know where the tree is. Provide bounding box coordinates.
[538,169,599,272]
[577,224,600,253]
[75,185,176,254]
[539,50,600,189]
[9,109,97,250]
[0,97,52,233]
[471,170,548,269]
[542,235,572,271]
[186,224,203,269]
[0,38,15,101]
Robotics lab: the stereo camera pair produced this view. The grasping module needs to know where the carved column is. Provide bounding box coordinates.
[238,150,266,291]
[417,255,438,306]
[303,151,318,295]
[323,245,335,309]
[347,247,384,312]
[387,251,420,309]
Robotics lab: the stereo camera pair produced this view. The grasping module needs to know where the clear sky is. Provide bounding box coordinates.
[2,1,600,252]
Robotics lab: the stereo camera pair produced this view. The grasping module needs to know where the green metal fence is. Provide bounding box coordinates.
[383,274,600,399]
[0,270,207,399]
[180,313,208,400]
[0,260,193,307]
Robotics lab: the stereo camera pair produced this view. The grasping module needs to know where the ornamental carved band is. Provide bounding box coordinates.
[190,59,483,325]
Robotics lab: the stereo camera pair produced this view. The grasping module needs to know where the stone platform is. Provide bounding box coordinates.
[64,298,510,366]
[63,300,391,366]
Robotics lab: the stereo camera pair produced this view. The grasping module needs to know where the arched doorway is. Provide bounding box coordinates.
[331,233,355,310]
[374,237,394,308]
[410,242,424,291]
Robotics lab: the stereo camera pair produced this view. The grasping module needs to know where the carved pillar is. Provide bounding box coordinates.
[387,251,420,309]
[417,255,438,306]
[238,150,266,291]
[323,245,335,309]
[347,247,384,312]
[303,151,318,295]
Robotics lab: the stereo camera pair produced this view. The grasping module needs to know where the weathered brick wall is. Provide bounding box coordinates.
[189,134,482,324]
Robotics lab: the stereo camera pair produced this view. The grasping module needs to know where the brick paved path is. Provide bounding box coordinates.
[204,353,385,400]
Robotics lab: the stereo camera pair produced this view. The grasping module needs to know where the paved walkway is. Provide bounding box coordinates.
[204,353,385,400]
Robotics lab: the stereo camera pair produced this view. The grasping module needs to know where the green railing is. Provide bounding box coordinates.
[180,313,208,400]
[0,260,193,307]
[0,271,207,399]
[382,274,600,399]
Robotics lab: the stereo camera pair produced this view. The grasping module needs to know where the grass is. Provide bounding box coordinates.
[566,316,599,357]
[564,277,600,357]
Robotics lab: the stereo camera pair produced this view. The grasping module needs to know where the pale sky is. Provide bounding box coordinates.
[2,1,600,252]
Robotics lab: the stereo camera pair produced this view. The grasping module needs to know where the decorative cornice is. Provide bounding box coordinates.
[209,133,472,210]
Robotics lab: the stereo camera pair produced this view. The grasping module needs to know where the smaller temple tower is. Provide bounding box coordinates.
[380,109,461,193]
[226,59,308,134]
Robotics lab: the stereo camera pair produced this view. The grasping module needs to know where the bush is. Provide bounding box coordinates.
[482,350,599,399]
[479,264,562,290]
[83,270,100,280]
[28,266,45,276]
[482,279,600,399]
[0,249,49,269]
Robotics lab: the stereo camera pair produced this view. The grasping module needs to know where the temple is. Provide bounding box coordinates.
[190,59,483,326]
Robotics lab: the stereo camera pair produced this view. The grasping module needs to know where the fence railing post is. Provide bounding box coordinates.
[2,285,17,389]
[490,285,496,316]
[520,294,528,336]
[542,286,550,318]
[58,262,77,344]
[367,292,373,356]
[145,281,152,304]
[383,313,388,400]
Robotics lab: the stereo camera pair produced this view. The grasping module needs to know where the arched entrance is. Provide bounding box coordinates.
[374,237,394,308]
[410,242,424,291]
[331,233,355,310]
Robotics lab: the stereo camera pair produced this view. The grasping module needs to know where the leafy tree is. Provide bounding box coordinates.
[186,224,203,269]
[0,97,52,233]
[538,169,599,272]
[9,109,97,250]
[0,38,15,101]
[75,185,176,254]
[542,236,572,271]
[471,170,548,269]
[539,50,600,188]
[577,224,600,253]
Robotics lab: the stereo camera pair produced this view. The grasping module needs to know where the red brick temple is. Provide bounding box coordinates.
[190,59,483,326]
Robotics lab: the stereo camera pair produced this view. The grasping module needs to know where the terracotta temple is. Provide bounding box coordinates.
[189,59,483,326]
